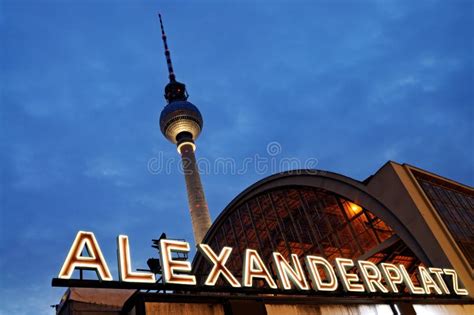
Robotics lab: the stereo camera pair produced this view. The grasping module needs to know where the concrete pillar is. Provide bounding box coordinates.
[179,143,212,244]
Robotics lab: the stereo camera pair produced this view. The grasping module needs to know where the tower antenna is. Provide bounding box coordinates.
[158,13,176,82]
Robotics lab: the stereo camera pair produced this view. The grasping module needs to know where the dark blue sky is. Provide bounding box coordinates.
[1,1,473,314]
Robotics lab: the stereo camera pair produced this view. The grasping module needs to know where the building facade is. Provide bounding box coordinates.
[55,162,474,315]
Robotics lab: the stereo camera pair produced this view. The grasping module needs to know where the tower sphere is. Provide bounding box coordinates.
[159,100,203,144]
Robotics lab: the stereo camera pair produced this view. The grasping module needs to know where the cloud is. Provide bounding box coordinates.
[84,157,127,179]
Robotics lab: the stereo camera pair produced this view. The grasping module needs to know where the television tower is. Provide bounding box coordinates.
[157,14,212,244]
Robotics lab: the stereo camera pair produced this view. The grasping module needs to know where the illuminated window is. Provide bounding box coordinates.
[194,186,422,291]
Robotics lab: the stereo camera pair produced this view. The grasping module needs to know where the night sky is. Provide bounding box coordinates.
[1,1,473,314]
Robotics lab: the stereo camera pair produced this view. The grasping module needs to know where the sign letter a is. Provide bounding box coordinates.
[58,231,113,281]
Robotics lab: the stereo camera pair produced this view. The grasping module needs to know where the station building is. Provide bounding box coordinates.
[55,162,474,315]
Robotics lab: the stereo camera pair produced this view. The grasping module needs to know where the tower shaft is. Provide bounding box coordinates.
[179,143,211,244]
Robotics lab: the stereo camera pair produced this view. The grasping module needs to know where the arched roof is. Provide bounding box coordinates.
[199,169,431,265]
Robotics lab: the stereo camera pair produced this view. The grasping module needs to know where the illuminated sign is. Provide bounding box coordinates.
[57,231,469,296]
